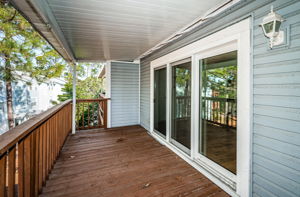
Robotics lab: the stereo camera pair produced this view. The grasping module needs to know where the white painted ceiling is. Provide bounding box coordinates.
[12,0,227,61]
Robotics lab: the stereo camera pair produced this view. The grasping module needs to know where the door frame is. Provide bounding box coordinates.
[169,58,192,155]
[194,41,238,185]
[153,65,167,138]
[149,18,251,197]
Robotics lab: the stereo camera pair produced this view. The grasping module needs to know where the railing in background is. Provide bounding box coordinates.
[202,97,237,128]
[76,99,109,130]
[175,96,191,119]
[0,99,72,197]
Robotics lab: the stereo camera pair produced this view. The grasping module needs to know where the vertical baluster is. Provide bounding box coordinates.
[217,101,219,124]
[69,103,72,131]
[75,103,78,129]
[18,141,24,197]
[34,129,39,196]
[219,101,221,124]
[45,123,49,183]
[234,102,237,127]
[42,124,46,185]
[0,154,6,197]
[88,102,90,128]
[209,100,211,121]
[54,114,58,159]
[205,99,207,121]
[64,106,66,136]
[222,101,224,125]
[210,100,212,121]
[50,117,53,168]
[47,121,50,175]
[104,100,107,129]
[24,135,31,197]
[229,102,232,126]
[82,102,85,129]
[30,132,35,196]
[38,126,43,192]
[7,146,16,197]
[91,102,95,127]
[98,101,101,127]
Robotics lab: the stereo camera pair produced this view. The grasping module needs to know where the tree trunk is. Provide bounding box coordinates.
[4,55,15,129]
[6,81,14,129]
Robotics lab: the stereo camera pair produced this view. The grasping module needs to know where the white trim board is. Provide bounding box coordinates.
[105,61,111,128]
[149,18,251,197]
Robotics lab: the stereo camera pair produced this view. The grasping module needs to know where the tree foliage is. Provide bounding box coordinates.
[0,2,65,83]
[0,2,67,129]
[58,63,104,102]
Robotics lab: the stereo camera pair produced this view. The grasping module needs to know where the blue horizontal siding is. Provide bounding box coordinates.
[111,62,139,127]
[139,0,300,196]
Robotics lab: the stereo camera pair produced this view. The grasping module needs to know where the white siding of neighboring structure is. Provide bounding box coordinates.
[0,78,64,135]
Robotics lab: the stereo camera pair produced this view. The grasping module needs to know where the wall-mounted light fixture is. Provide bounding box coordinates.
[260,6,284,49]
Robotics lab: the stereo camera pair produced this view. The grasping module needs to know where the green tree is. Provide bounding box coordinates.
[58,63,104,102]
[0,2,66,129]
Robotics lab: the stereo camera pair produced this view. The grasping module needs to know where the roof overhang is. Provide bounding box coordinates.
[10,0,239,62]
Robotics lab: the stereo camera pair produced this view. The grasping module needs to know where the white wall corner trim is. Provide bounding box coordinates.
[105,61,112,128]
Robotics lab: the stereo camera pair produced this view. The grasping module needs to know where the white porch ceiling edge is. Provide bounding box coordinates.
[10,0,238,62]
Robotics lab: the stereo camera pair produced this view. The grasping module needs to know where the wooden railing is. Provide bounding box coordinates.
[0,100,72,197]
[202,97,237,128]
[76,98,109,130]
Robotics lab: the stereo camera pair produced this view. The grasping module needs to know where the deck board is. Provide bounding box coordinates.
[40,125,229,197]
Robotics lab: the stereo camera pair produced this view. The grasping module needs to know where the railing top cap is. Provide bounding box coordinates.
[0,99,72,156]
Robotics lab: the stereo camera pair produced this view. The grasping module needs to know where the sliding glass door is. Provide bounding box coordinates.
[171,58,191,153]
[150,19,251,194]
[154,67,167,137]
[199,51,237,174]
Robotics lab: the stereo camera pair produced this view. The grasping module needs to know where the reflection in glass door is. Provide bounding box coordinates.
[154,67,167,137]
[171,59,191,153]
[200,51,237,174]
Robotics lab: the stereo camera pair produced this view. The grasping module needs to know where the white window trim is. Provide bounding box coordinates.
[150,18,251,197]
[105,61,111,128]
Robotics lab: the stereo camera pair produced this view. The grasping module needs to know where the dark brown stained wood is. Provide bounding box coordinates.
[38,127,43,191]
[30,131,36,197]
[42,124,46,185]
[46,122,49,177]
[18,141,24,197]
[7,146,16,197]
[35,130,40,196]
[40,126,229,197]
[0,102,72,197]
[76,99,109,130]
[0,155,6,196]
[24,136,31,197]
[0,100,71,156]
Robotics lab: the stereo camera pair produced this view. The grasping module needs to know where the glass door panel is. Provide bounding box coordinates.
[200,51,237,174]
[154,67,167,137]
[171,59,191,152]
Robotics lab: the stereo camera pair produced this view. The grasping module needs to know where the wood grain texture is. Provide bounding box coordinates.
[0,155,6,196]
[40,125,228,197]
[18,141,24,197]
[0,100,71,156]
[76,99,109,130]
[7,146,16,197]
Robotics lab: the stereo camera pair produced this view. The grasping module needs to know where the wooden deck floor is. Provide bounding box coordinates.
[40,125,229,197]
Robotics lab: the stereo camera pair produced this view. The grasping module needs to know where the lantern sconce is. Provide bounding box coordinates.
[260,6,285,49]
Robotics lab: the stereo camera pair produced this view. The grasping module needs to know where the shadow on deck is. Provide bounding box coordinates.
[40,125,228,197]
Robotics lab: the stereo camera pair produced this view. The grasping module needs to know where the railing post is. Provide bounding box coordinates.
[104,100,108,129]
[72,63,77,135]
